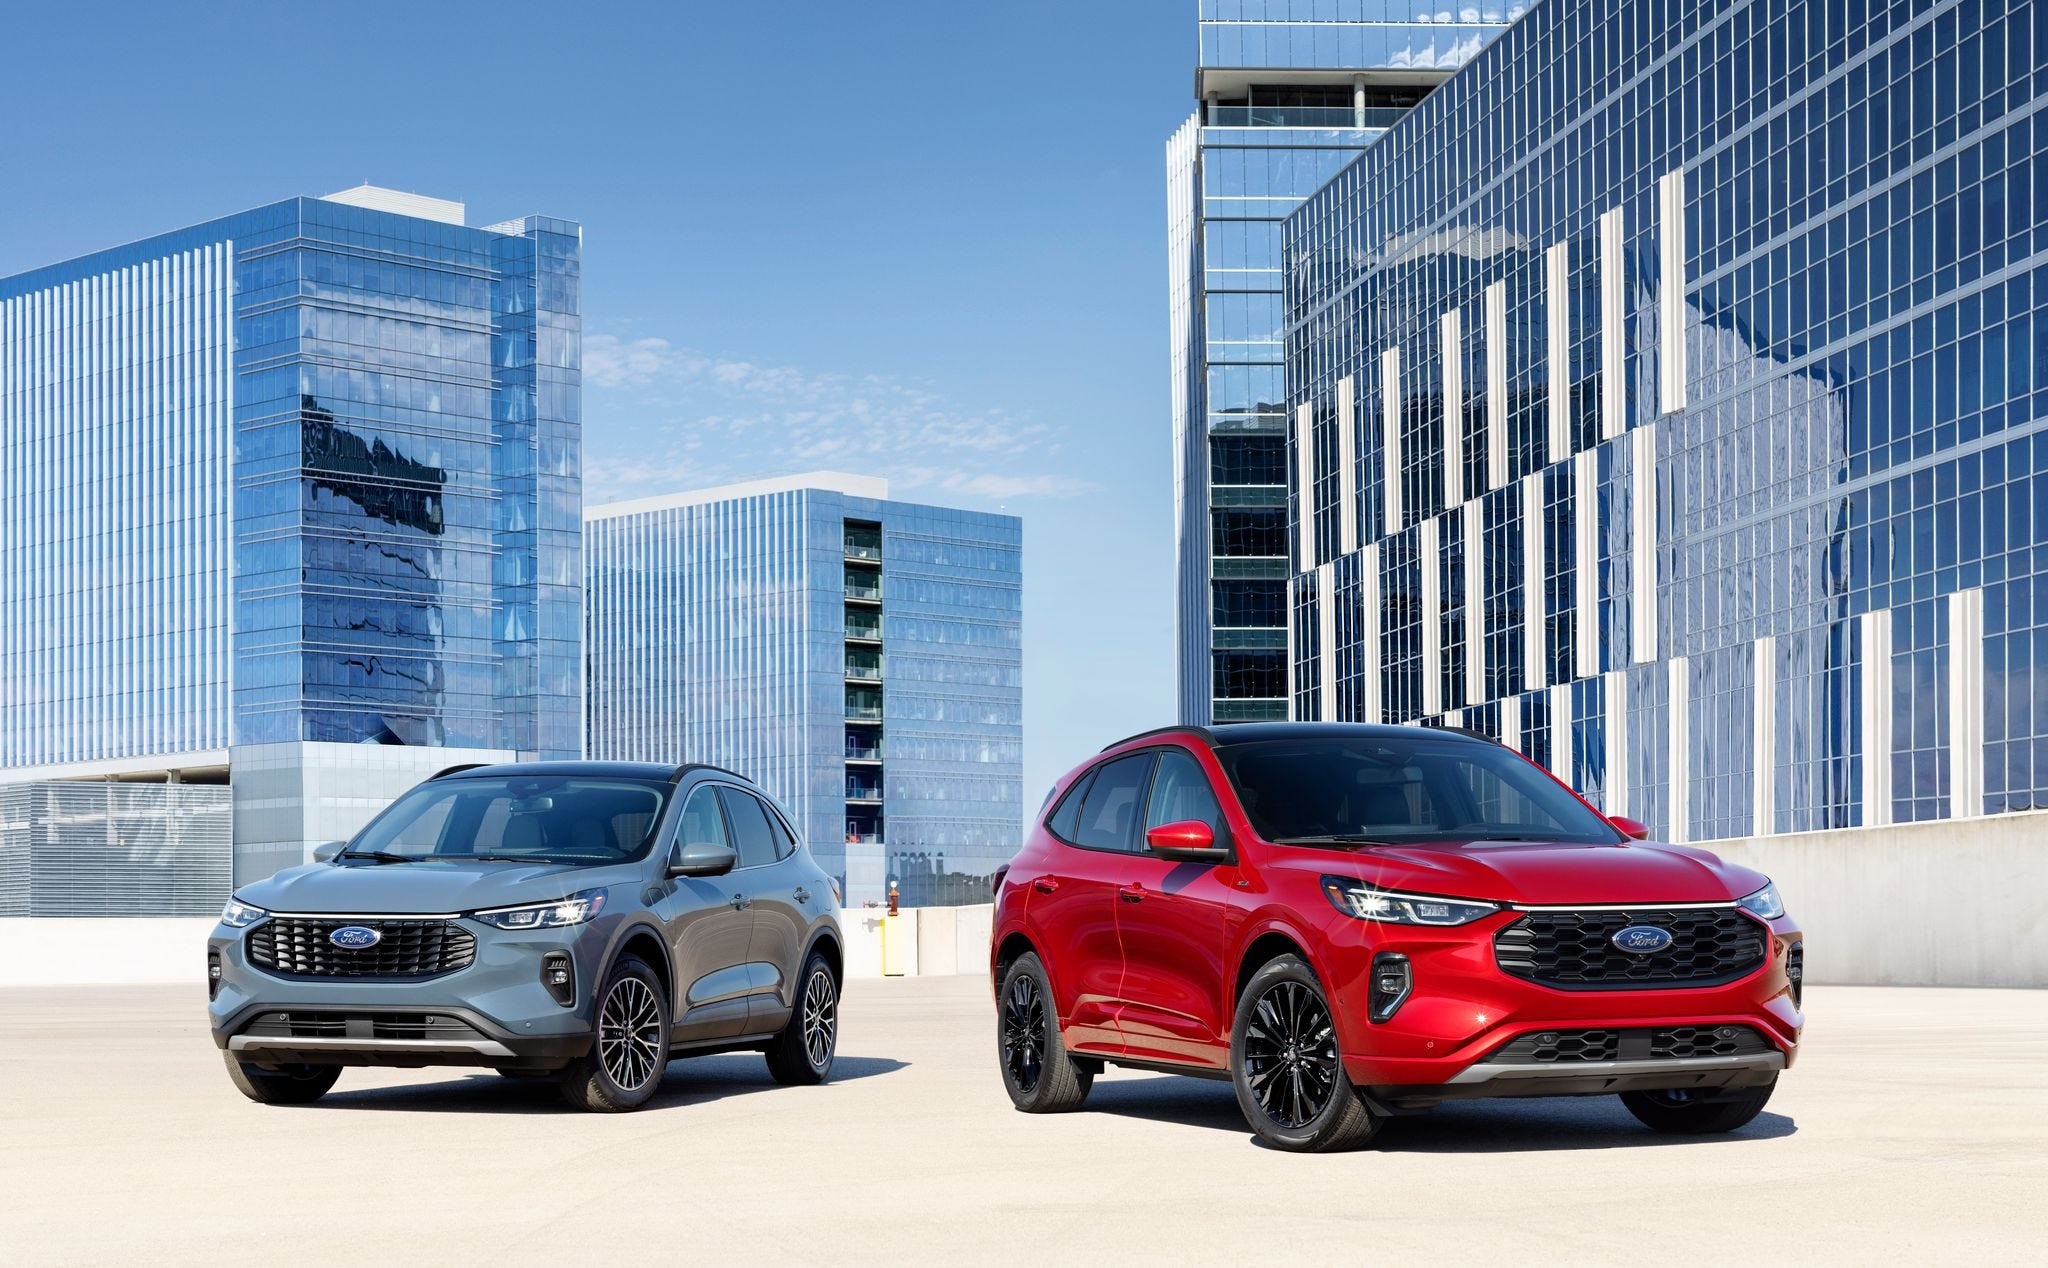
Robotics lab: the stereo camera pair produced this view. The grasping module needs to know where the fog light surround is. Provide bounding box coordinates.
[207,950,222,1001]
[1368,951,1411,1023]
[1786,941,1804,1008]
[542,951,575,1007]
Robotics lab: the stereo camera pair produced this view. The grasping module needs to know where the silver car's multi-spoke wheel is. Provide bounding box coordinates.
[802,967,838,1068]
[1241,979,1339,1130]
[1001,971,1047,1094]
[597,975,664,1092]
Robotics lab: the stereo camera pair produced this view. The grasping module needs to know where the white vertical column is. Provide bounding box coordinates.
[1381,348,1403,535]
[1486,282,1508,489]
[1668,656,1690,843]
[1631,425,1658,663]
[1501,692,1521,753]
[1464,499,1486,705]
[1444,708,1464,728]
[1286,572,1301,721]
[1441,309,1464,509]
[1546,239,1571,463]
[1606,668,1630,816]
[1550,682,1573,785]
[1317,563,1337,722]
[1573,450,1598,680]
[1522,472,1546,691]
[1295,401,1317,569]
[1658,169,1688,415]
[1420,517,1442,716]
[1600,206,1626,440]
[1949,588,1985,819]
[1360,543,1383,723]
[1753,636,1777,837]
[1860,609,1894,828]
[1336,375,1358,556]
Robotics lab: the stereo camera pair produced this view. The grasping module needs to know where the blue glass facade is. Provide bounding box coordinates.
[1171,2,1517,726]
[1285,0,2048,840]
[586,476,1022,907]
[0,192,582,768]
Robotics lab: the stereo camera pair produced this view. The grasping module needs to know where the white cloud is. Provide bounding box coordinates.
[580,332,1090,507]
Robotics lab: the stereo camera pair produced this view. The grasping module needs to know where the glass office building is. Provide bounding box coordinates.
[1284,0,2048,843]
[586,473,1022,908]
[0,186,581,908]
[1169,2,1518,725]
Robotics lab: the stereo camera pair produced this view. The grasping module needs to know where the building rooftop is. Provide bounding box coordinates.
[321,184,466,226]
[586,471,891,521]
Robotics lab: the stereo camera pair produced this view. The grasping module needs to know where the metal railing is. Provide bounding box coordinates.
[846,782,883,800]
[1205,104,1407,128]
[845,582,882,601]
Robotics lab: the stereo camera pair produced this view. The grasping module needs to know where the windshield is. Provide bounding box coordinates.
[345,774,670,865]
[1214,737,1623,846]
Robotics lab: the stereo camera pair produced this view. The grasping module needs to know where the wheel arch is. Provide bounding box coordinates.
[803,925,844,983]
[1226,919,1333,1031]
[610,921,674,1009]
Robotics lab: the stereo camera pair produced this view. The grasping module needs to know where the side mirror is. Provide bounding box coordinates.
[668,839,738,878]
[1144,819,1230,863]
[1609,815,1651,841]
[312,841,348,863]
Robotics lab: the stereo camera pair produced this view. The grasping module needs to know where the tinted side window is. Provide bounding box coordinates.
[760,799,798,859]
[1045,770,1095,840]
[1072,754,1156,852]
[1145,750,1226,836]
[675,788,730,850]
[718,787,780,869]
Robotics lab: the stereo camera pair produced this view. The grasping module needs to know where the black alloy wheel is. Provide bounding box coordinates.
[1241,979,1340,1129]
[995,952,1092,1112]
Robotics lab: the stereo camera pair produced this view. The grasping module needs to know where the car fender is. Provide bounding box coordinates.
[1223,908,1347,1039]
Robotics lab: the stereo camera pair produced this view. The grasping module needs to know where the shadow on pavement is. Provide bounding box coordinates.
[308,1053,909,1115]
[1084,1074,1797,1152]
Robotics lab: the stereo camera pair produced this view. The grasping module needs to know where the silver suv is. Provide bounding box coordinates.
[207,762,844,1112]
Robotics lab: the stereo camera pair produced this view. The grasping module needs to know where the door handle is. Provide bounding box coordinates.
[730,893,750,911]
[1033,877,1060,894]
[1119,883,1145,903]
[793,887,811,904]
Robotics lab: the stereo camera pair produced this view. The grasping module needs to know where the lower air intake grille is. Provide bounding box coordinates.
[247,918,475,979]
[1487,1025,1774,1064]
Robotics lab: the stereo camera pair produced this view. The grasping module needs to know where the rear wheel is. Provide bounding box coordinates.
[996,952,1092,1112]
[222,1052,340,1105]
[1621,1077,1777,1134]
[559,955,669,1112]
[1229,955,1379,1152]
[765,951,839,1085]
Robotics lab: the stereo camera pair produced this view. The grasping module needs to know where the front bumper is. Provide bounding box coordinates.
[1312,906,1805,1099]
[207,913,616,1070]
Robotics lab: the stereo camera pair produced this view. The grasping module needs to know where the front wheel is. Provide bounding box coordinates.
[559,955,670,1112]
[222,1051,340,1105]
[1620,1077,1777,1134]
[765,951,839,1085]
[1229,955,1379,1152]
[996,952,1092,1112]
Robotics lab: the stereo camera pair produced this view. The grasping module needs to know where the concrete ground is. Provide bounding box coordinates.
[1,980,2043,1264]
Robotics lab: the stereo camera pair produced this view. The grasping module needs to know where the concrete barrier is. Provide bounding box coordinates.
[0,918,215,987]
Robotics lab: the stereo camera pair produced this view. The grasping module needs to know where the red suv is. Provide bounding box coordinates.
[991,723,1803,1151]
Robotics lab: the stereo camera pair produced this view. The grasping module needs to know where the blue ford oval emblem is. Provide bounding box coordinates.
[329,925,382,950]
[1612,925,1674,955]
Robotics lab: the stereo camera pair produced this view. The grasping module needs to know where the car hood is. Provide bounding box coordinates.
[1307,838,1767,906]
[233,858,648,916]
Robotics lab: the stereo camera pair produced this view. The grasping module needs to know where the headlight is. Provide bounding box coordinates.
[1321,875,1498,926]
[1737,882,1786,920]
[469,888,608,930]
[220,898,266,928]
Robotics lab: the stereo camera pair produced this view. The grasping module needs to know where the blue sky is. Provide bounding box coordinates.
[0,0,1198,805]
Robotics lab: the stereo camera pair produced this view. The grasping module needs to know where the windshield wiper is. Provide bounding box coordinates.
[338,850,424,864]
[1273,834,1401,847]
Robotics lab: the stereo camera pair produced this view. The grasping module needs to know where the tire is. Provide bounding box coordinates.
[996,952,1093,1112]
[1620,1076,1777,1134]
[222,1051,341,1105]
[559,955,670,1112]
[765,950,839,1085]
[1229,955,1379,1152]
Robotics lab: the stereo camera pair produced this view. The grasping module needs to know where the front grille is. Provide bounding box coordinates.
[1487,1025,1773,1064]
[247,917,475,979]
[1493,907,1768,990]
[241,1011,486,1042]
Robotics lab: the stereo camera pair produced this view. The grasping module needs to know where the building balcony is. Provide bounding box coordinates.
[1205,104,1405,129]
[844,830,882,845]
[846,782,883,802]
[844,544,881,562]
[845,583,882,603]
[845,616,882,642]
[846,704,883,721]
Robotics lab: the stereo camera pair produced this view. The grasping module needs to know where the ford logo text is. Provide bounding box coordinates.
[329,924,382,950]
[1611,925,1674,955]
